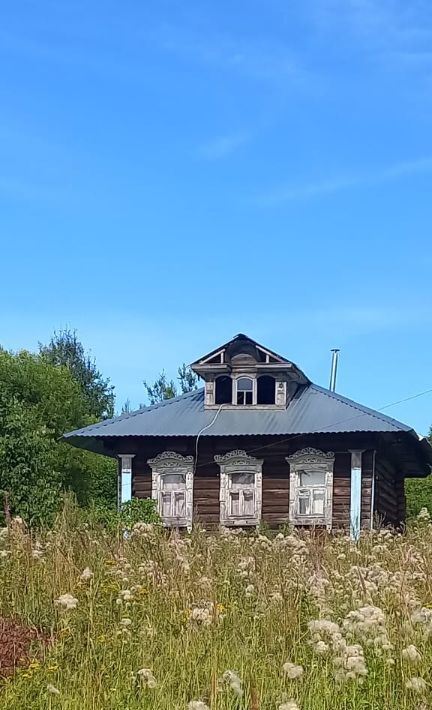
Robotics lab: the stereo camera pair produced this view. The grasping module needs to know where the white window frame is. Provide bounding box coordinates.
[148,452,194,529]
[215,450,263,526]
[234,376,256,405]
[286,448,335,529]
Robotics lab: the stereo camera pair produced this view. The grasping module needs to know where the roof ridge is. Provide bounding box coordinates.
[310,383,410,431]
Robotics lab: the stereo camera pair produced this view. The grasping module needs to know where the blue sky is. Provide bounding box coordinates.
[1,0,432,433]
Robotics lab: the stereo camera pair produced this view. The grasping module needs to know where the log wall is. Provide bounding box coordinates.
[374,457,405,526]
[127,434,378,530]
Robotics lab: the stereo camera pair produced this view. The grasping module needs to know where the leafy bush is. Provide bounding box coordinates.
[83,497,160,531]
[405,475,432,518]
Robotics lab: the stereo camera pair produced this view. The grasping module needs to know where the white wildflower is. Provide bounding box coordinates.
[222,670,243,696]
[405,677,427,693]
[411,607,432,636]
[116,588,133,605]
[55,593,78,610]
[333,643,367,682]
[0,550,10,559]
[32,542,44,559]
[402,645,422,664]
[282,662,304,680]
[190,606,212,626]
[137,668,157,688]
[237,556,255,572]
[278,702,300,710]
[47,684,60,695]
[245,584,255,597]
[270,591,283,603]
[187,702,210,710]
[417,508,431,523]
[313,640,329,655]
[80,567,93,581]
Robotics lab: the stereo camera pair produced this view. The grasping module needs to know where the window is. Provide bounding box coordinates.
[286,448,335,529]
[215,375,232,404]
[229,472,255,517]
[148,452,194,528]
[236,377,253,405]
[257,375,276,404]
[215,450,263,526]
[297,468,326,516]
[160,473,186,519]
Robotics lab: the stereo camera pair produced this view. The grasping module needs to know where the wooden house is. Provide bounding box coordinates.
[65,334,432,536]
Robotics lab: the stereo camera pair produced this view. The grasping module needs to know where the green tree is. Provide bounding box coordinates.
[143,364,198,404]
[405,427,432,519]
[39,328,114,419]
[0,349,86,524]
[0,393,61,526]
[0,346,117,523]
[143,371,177,404]
[177,363,198,394]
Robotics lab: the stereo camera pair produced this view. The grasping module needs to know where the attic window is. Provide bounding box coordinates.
[215,376,232,404]
[257,375,276,404]
[236,377,253,405]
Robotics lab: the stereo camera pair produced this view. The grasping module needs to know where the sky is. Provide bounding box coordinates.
[1,0,432,433]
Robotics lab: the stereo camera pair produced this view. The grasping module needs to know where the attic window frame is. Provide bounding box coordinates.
[235,376,255,405]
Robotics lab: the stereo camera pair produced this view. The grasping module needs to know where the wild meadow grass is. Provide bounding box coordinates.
[1,504,432,709]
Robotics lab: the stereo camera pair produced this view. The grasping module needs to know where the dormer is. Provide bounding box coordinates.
[190,333,309,410]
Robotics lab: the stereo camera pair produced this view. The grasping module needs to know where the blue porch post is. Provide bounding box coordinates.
[118,454,135,509]
[349,450,364,541]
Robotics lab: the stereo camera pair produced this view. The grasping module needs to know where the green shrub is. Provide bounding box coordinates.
[405,475,432,518]
[84,497,160,531]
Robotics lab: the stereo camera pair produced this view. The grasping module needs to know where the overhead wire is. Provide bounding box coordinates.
[192,385,432,469]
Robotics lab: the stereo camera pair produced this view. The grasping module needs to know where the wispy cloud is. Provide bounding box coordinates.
[307,0,432,72]
[258,155,432,204]
[198,132,252,160]
[154,25,307,86]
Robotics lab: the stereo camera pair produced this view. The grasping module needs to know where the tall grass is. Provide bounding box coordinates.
[1,503,432,709]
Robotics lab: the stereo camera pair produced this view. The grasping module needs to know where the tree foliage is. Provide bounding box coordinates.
[0,338,117,526]
[405,428,432,519]
[39,328,114,419]
[177,363,198,394]
[143,364,198,404]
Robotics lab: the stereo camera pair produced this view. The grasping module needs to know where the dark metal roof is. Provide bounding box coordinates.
[64,384,416,439]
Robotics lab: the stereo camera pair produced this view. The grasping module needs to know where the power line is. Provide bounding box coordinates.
[194,384,432,468]
[378,388,432,411]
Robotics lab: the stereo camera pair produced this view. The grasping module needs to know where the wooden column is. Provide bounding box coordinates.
[349,450,364,540]
[118,454,135,508]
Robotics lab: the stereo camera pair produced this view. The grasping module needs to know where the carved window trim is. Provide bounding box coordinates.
[215,450,263,526]
[148,452,194,528]
[286,448,335,529]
